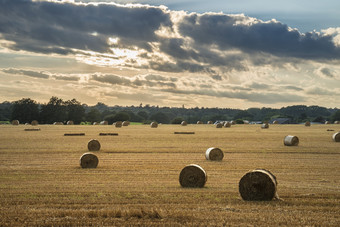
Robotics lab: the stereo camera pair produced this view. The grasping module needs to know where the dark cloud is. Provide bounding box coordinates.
[2,68,49,79]
[320,67,334,78]
[53,75,80,81]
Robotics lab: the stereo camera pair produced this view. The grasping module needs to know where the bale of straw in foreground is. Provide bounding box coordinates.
[261,123,269,129]
[284,135,299,146]
[31,120,38,126]
[224,122,231,128]
[12,120,19,125]
[122,121,130,126]
[179,164,207,188]
[67,120,74,125]
[333,132,340,142]
[205,147,224,161]
[181,121,188,126]
[79,153,98,168]
[239,169,278,201]
[114,121,122,128]
[216,123,223,128]
[88,139,101,151]
[150,122,158,128]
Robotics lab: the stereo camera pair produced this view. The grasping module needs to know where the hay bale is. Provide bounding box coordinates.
[99,133,118,136]
[87,139,101,151]
[207,121,213,124]
[239,169,278,201]
[205,147,224,161]
[150,122,158,128]
[64,133,85,136]
[93,122,99,125]
[197,121,203,124]
[174,132,195,134]
[261,123,269,129]
[181,121,188,126]
[325,121,331,124]
[333,132,340,142]
[53,122,63,125]
[67,120,74,125]
[31,120,38,126]
[100,121,108,125]
[24,128,41,131]
[224,122,231,128]
[230,120,236,125]
[179,164,207,188]
[334,121,339,124]
[12,120,19,125]
[305,121,311,126]
[114,121,122,128]
[122,121,130,126]
[273,120,279,124]
[79,153,98,168]
[216,123,223,128]
[284,135,299,146]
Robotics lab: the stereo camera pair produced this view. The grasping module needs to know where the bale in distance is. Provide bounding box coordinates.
[197,121,203,124]
[273,120,279,124]
[31,120,38,126]
[334,121,339,124]
[150,122,158,128]
[88,139,101,151]
[305,121,311,126]
[207,121,213,124]
[80,153,99,168]
[12,120,19,125]
[122,121,130,126]
[261,123,269,129]
[53,122,63,125]
[325,121,331,124]
[216,123,223,128]
[205,147,224,161]
[284,135,299,146]
[224,122,231,128]
[93,122,99,125]
[239,169,278,201]
[230,120,236,125]
[67,120,74,125]
[114,121,122,128]
[179,164,207,188]
[333,132,340,142]
[181,121,188,126]
[100,121,108,125]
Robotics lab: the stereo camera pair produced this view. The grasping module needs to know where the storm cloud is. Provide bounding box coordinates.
[2,68,49,79]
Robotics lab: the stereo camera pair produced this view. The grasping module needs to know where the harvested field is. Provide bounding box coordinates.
[0,124,339,226]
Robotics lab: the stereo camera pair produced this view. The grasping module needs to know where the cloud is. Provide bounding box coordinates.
[306,86,337,96]
[53,75,80,81]
[2,68,49,79]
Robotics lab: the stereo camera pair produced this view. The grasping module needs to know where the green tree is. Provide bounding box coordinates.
[112,112,130,122]
[86,107,102,123]
[150,112,170,124]
[137,111,148,120]
[40,96,66,124]
[331,110,340,122]
[65,99,85,124]
[11,98,39,123]
[171,117,184,124]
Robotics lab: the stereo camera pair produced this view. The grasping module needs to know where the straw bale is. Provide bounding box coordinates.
[79,153,98,168]
[325,121,331,124]
[12,120,19,125]
[122,121,130,126]
[114,121,122,128]
[333,132,340,142]
[31,120,38,126]
[100,121,108,125]
[93,122,99,125]
[67,120,74,125]
[64,133,85,136]
[87,139,101,151]
[334,121,339,124]
[179,164,207,188]
[205,147,224,161]
[197,121,203,124]
[24,128,41,131]
[99,133,118,136]
[239,169,278,201]
[273,120,279,124]
[261,123,269,129]
[53,122,63,125]
[230,120,236,125]
[224,122,231,128]
[181,121,188,126]
[305,121,311,126]
[216,123,223,128]
[150,122,158,128]
[207,121,213,124]
[284,135,299,146]
[174,132,195,134]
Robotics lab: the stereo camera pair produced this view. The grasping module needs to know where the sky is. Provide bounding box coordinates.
[0,0,340,109]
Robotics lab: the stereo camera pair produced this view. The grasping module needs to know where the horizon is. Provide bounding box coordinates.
[0,0,340,109]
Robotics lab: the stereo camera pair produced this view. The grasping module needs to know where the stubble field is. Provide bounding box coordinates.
[0,123,339,226]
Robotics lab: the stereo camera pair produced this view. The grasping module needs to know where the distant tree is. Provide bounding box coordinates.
[40,96,66,124]
[150,112,170,124]
[235,119,244,124]
[313,116,325,123]
[331,110,340,122]
[137,111,148,120]
[65,99,85,124]
[171,117,184,124]
[86,107,102,123]
[0,101,12,121]
[11,98,39,123]
[103,114,116,124]
[112,112,130,122]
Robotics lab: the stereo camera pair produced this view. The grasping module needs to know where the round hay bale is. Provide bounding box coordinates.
[12,120,19,125]
[100,121,108,125]
[114,121,122,128]
[150,122,158,128]
[25,123,30,125]
[205,147,224,161]
[224,122,231,128]
[305,121,311,126]
[325,121,331,124]
[197,121,203,124]
[79,153,98,168]
[87,139,101,151]
[179,164,207,188]
[334,121,339,124]
[122,121,130,126]
[216,123,223,128]
[67,120,74,125]
[53,122,63,125]
[31,120,38,126]
[207,121,213,124]
[181,121,188,126]
[239,169,277,201]
[284,135,299,146]
[273,120,279,124]
[93,122,99,125]
[261,123,269,129]
[333,132,340,142]
[230,120,236,125]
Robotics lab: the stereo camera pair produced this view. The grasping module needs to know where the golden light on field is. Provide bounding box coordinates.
[0,124,339,225]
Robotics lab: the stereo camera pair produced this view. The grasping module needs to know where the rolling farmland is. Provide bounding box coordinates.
[0,124,339,226]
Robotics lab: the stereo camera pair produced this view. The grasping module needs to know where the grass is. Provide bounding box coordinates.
[0,124,339,226]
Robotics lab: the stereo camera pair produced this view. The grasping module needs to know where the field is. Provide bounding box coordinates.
[0,123,339,226]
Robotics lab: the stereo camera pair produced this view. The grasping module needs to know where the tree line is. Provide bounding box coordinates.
[0,96,339,124]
